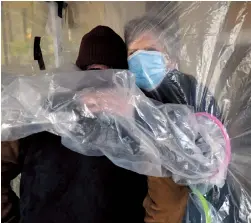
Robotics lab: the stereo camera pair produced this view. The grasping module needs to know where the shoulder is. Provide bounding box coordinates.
[166,69,197,86]
[19,132,61,148]
[1,140,20,163]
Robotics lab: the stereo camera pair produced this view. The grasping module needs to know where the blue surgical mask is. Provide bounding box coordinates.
[128,50,168,91]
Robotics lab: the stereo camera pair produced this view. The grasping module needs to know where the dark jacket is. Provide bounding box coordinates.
[140,69,229,223]
[143,70,241,223]
[142,69,221,118]
[2,132,147,223]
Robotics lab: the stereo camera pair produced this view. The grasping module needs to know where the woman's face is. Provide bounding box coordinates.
[127,33,176,70]
[127,33,164,56]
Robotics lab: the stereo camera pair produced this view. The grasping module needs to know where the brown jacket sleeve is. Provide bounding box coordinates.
[1,141,21,223]
[143,176,189,223]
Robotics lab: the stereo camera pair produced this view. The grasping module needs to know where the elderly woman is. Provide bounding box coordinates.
[124,16,220,117]
[124,16,222,223]
[124,16,191,223]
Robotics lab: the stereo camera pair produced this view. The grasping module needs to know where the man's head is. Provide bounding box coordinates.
[76,26,128,70]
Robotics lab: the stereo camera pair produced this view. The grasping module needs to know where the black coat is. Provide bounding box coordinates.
[144,70,239,223]
[18,132,147,223]
[142,69,221,118]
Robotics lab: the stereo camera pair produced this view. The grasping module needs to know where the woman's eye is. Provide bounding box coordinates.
[145,47,157,51]
[128,50,137,56]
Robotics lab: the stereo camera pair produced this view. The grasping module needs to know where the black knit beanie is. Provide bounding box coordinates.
[76,26,128,70]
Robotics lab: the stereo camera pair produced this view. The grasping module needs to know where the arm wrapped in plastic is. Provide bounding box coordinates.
[2,70,229,189]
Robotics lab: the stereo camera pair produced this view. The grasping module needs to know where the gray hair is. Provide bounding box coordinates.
[124,15,179,59]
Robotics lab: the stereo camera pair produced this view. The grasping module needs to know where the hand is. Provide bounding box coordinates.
[80,88,134,118]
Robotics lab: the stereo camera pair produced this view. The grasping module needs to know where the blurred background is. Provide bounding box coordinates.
[2,1,250,83]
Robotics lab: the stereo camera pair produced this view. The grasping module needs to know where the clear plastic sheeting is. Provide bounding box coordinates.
[2,1,251,223]
[63,2,146,64]
[130,2,250,223]
[1,70,229,187]
[1,2,147,75]
[1,2,55,74]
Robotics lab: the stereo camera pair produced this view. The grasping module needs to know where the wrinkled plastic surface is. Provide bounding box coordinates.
[124,2,251,222]
[2,70,230,188]
[2,1,251,223]
[1,2,56,74]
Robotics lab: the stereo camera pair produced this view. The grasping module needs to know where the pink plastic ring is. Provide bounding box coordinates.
[195,112,231,179]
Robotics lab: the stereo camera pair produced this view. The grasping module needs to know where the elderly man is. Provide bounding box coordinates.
[124,16,223,223]
[2,26,147,223]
